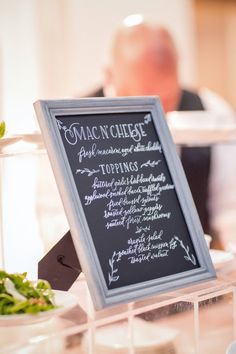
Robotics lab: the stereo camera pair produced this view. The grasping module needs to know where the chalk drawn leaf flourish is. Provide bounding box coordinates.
[76,168,100,176]
[144,114,152,124]
[140,160,161,168]
[56,119,64,130]
[108,252,120,285]
[171,236,197,266]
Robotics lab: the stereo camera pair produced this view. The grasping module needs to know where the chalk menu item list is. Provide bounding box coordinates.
[56,111,199,289]
[34,97,216,309]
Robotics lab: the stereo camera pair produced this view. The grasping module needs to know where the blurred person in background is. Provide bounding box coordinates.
[87,16,236,250]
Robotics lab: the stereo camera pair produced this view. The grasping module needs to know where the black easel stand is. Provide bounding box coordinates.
[38,230,82,290]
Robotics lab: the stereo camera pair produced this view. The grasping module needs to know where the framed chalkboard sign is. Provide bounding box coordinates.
[34,97,216,309]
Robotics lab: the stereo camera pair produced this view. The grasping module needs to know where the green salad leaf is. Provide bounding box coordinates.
[0,121,5,139]
[0,270,58,315]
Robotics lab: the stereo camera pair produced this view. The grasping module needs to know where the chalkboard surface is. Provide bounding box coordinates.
[34,97,216,309]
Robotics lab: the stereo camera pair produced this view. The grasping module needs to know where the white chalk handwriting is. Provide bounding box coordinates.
[108,228,196,284]
[56,119,148,144]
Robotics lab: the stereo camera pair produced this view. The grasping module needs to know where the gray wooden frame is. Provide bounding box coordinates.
[34,96,216,309]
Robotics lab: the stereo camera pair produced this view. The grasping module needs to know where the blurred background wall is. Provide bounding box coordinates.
[0,0,197,133]
[194,0,236,112]
[1,0,236,133]
[0,0,236,132]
